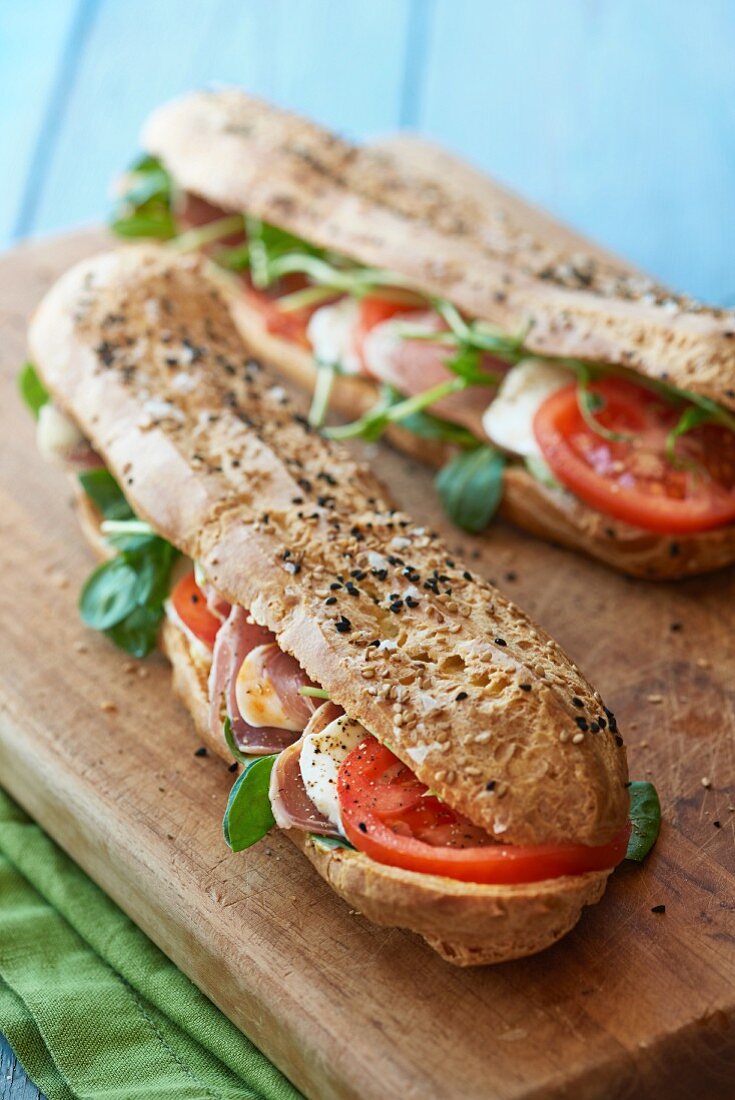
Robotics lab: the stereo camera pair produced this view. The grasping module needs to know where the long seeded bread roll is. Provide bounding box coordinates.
[227,290,735,579]
[31,246,628,963]
[143,88,735,410]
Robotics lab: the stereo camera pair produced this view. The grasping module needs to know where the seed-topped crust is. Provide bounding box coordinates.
[143,88,735,410]
[29,246,628,847]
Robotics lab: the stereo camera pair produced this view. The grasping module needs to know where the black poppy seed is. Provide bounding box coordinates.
[463,570,472,581]
[589,721,600,732]
[325,596,337,606]
[615,734,624,747]
[351,569,366,580]
[575,717,589,732]
[651,904,666,914]
[714,820,722,828]
[598,716,607,729]
[389,601,403,613]
[572,697,584,709]
[369,639,381,647]
[371,568,388,581]
[291,496,304,505]
[358,822,368,833]
[485,780,496,792]
[604,706,618,733]
[494,638,507,647]
[228,762,238,773]
[330,582,342,591]
[405,596,419,608]
[519,683,532,692]
[346,583,360,597]
[194,747,208,758]
[456,691,468,701]
[505,571,517,582]
[335,616,352,633]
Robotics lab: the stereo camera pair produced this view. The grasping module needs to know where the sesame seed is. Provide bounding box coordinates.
[572,732,585,744]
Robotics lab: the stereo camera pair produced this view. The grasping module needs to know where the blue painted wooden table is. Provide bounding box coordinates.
[2,2,735,1095]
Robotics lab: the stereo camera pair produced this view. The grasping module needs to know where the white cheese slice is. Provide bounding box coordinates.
[482,359,574,458]
[36,403,85,465]
[163,597,212,665]
[235,643,302,731]
[299,714,367,832]
[306,299,362,374]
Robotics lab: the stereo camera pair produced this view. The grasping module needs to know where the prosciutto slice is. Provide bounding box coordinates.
[362,311,506,439]
[269,703,344,838]
[208,604,317,755]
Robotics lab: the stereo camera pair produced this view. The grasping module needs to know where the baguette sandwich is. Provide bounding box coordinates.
[108,87,735,579]
[27,245,640,966]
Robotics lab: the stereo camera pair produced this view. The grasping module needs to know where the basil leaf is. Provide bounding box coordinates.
[223,716,252,765]
[626,781,661,862]
[18,362,49,419]
[309,834,356,852]
[110,154,176,241]
[79,557,141,630]
[78,468,134,521]
[223,755,277,851]
[435,445,506,533]
[104,605,162,658]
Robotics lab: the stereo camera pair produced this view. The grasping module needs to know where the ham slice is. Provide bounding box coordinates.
[269,703,344,837]
[208,604,317,755]
[361,311,505,439]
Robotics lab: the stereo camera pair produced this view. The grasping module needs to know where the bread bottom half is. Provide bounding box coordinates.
[226,292,735,580]
[74,487,611,965]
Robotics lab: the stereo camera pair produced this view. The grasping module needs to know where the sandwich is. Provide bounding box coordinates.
[108,87,735,579]
[25,244,659,965]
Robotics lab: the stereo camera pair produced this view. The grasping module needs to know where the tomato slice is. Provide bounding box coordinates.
[170,572,223,649]
[337,736,629,884]
[243,275,337,349]
[533,377,735,535]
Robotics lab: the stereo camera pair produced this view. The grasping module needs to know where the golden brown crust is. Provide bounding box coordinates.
[160,596,612,967]
[227,284,735,580]
[30,245,628,849]
[143,88,735,410]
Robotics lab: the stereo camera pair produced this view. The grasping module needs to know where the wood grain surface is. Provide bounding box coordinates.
[0,230,734,1100]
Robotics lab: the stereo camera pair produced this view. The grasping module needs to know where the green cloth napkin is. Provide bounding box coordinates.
[0,788,303,1100]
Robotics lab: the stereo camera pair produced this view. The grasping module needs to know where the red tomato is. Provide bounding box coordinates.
[171,572,223,649]
[533,377,735,535]
[337,736,629,885]
[243,275,336,349]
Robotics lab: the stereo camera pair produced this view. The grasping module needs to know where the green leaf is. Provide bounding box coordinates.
[626,781,662,862]
[79,558,141,630]
[308,361,338,428]
[18,362,49,419]
[213,243,252,272]
[104,605,163,658]
[298,686,331,700]
[78,468,134,521]
[309,834,356,852]
[110,154,176,241]
[223,755,277,851]
[435,445,506,533]
[326,378,466,443]
[223,716,252,765]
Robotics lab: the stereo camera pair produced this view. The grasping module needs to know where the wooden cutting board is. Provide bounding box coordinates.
[0,230,733,1100]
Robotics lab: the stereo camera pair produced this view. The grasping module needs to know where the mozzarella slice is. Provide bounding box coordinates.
[163,597,212,665]
[306,299,362,374]
[235,643,302,731]
[36,403,86,464]
[482,359,573,458]
[299,714,367,832]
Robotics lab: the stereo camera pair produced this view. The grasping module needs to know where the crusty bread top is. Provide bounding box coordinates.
[142,88,735,410]
[29,245,628,846]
